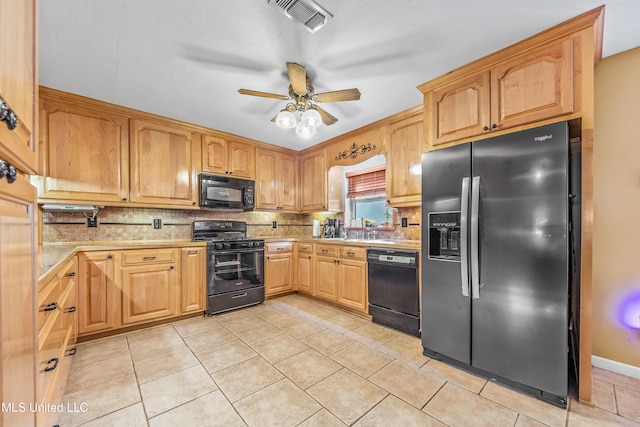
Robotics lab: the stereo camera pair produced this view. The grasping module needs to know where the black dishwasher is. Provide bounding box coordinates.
[368,248,420,337]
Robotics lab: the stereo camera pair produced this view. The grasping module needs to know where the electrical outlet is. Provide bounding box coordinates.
[153,218,162,229]
[272,221,277,229]
[87,217,97,228]
[401,217,408,228]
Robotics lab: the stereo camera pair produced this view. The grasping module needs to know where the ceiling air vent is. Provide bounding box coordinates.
[268,0,333,33]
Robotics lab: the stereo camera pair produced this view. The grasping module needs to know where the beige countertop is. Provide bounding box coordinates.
[37,240,206,285]
[38,237,421,286]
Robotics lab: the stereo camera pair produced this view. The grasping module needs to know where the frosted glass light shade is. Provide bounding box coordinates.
[295,122,316,138]
[300,108,322,127]
[275,110,297,128]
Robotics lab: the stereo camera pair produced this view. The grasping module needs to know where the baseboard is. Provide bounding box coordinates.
[592,356,640,379]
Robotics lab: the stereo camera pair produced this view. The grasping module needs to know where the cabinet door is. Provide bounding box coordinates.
[120,262,178,325]
[228,141,254,178]
[279,152,298,211]
[430,72,491,146]
[491,39,574,130]
[265,253,294,296]
[337,259,367,312]
[0,0,37,173]
[314,256,337,301]
[0,174,36,427]
[78,251,117,335]
[201,134,228,175]
[255,148,279,210]
[300,150,327,212]
[297,254,313,294]
[387,114,424,206]
[180,247,206,314]
[37,97,129,203]
[129,119,198,207]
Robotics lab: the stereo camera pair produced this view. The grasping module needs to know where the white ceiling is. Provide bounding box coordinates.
[39,1,640,151]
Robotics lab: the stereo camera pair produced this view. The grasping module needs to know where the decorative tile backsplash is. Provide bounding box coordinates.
[42,206,421,243]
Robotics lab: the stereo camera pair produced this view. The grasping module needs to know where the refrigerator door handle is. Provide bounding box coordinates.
[460,177,470,297]
[470,176,481,299]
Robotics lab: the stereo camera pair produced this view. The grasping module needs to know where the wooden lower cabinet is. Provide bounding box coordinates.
[296,243,314,295]
[180,247,206,314]
[120,261,178,326]
[36,257,78,427]
[77,245,206,336]
[313,244,368,313]
[265,242,295,297]
[78,251,117,335]
[314,255,338,301]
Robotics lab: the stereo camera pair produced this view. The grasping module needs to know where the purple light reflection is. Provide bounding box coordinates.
[618,290,640,330]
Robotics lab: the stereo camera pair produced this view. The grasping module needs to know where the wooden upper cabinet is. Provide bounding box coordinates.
[491,38,574,130]
[37,97,130,203]
[129,119,198,207]
[431,72,491,146]
[424,38,576,149]
[0,0,37,174]
[255,148,297,211]
[201,134,254,179]
[386,113,424,206]
[299,149,327,212]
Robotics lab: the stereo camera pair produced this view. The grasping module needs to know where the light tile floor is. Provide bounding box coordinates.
[59,294,640,426]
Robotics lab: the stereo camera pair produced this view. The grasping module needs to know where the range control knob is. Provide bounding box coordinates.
[224,242,231,249]
[246,241,254,247]
[215,243,223,250]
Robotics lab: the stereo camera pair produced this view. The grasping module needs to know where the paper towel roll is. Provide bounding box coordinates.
[312,219,321,237]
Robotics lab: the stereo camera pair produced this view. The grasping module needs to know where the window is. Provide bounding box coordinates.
[346,165,388,227]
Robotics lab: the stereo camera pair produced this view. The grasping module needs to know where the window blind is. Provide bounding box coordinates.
[346,165,386,198]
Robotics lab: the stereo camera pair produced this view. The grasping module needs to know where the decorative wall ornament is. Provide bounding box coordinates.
[335,142,377,161]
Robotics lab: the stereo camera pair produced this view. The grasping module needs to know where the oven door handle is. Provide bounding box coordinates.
[210,248,264,255]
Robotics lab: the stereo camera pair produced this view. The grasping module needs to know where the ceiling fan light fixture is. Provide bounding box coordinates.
[295,121,316,138]
[300,108,322,128]
[275,109,297,129]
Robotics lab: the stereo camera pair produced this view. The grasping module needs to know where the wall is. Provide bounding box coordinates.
[592,46,640,367]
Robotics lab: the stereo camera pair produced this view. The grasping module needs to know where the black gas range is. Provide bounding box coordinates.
[192,221,265,315]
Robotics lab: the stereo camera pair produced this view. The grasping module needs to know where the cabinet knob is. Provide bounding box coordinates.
[107,254,113,259]
[192,201,196,205]
[65,306,77,313]
[44,357,59,372]
[170,265,175,269]
[66,347,77,356]
[122,197,127,202]
[492,124,497,129]
[66,272,76,277]
[483,126,489,131]
[0,97,18,130]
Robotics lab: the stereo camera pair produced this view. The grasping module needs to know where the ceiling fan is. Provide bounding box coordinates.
[238,62,360,138]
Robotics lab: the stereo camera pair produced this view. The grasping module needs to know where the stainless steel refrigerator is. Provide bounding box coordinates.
[421,121,580,407]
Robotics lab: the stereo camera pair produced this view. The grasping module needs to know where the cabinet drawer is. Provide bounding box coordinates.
[265,242,294,254]
[37,275,61,334]
[121,249,176,266]
[298,243,313,254]
[315,244,338,257]
[340,246,367,261]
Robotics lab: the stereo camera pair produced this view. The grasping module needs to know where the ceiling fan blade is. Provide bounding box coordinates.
[313,106,338,126]
[286,62,308,95]
[238,89,289,100]
[314,88,361,102]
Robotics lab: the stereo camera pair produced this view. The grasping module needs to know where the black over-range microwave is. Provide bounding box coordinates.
[199,174,255,211]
